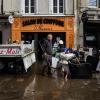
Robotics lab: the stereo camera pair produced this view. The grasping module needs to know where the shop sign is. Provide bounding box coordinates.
[22,18,64,27]
[0,48,21,55]
[33,25,52,31]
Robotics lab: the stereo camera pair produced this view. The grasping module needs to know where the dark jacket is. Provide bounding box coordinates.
[42,39,52,55]
[58,44,65,52]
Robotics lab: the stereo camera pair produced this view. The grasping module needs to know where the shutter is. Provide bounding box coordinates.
[35,0,38,14]
[20,0,25,14]
[49,0,53,14]
[65,0,68,14]
[65,0,74,15]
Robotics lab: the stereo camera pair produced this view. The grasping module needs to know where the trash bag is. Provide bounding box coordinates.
[86,55,99,72]
[0,61,5,71]
[69,62,92,79]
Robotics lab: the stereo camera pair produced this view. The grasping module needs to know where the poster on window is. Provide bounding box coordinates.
[88,0,97,7]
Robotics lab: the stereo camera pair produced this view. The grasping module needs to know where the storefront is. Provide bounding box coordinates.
[83,20,100,49]
[12,16,74,48]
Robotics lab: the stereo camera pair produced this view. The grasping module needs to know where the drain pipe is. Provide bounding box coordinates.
[74,0,79,49]
[1,0,3,15]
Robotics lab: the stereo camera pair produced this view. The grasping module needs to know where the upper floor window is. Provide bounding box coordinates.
[25,0,36,14]
[53,0,64,14]
[88,0,98,7]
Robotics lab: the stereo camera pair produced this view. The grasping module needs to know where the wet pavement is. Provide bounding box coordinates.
[0,64,100,100]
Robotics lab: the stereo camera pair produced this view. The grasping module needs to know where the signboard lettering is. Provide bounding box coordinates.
[22,18,64,27]
[0,48,21,55]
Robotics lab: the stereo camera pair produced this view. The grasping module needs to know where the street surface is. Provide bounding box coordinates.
[0,64,100,100]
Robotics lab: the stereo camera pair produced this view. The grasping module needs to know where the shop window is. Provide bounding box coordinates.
[53,0,64,14]
[25,0,36,14]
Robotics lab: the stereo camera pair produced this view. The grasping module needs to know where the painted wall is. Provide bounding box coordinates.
[38,0,49,14]
[0,0,1,14]
[80,0,88,7]
[65,0,74,15]
[12,16,74,48]
[3,0,74,15]
[3,0,20,14]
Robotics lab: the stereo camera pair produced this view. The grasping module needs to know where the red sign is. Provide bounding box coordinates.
[0,48,21,55]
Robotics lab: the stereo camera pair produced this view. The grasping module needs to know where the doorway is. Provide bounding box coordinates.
[84,21,100,49]
[21,32,66,60]
[0,31,2,44]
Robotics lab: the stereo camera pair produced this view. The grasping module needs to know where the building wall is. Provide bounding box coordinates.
[2,25,11,44]
[37,0,74,15]
[2,0,75,47]
[80,0,88,7]
[73,0,88,48]
[0,25,10,44]
[65,0,74,15]
[38,0,49,14]
[3,0,20,14]
[3,0,74,15]
[0,0,1,14]
[12,16,74,48]
[78,0,100,48]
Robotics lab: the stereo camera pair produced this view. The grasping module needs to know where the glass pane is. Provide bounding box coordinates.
[53,0,57,6]
[59,0,63,6]
[59,7,63,13]
[31,7,35,13]
[25,7,29,13]
[53,7,57,13]
[88,0,97,6]
[31,0,34,6]
[25,0,29,6]
[99,0,100,7]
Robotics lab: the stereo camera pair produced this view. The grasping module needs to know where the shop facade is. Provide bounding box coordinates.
[12,16,74,48]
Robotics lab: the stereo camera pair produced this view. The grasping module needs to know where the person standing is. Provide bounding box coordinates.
[42,34,53,76]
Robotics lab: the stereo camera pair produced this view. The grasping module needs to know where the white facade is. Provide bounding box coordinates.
[3,0,74,16]
[3,0,20,15]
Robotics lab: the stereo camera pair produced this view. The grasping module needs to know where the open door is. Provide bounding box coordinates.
[0,31,2,44]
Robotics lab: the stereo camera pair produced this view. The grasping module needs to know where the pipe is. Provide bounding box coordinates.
[1,0,3,15]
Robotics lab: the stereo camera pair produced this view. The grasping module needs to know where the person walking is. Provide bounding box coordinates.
[42,34,53,76]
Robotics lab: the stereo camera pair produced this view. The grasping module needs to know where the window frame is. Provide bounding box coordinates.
[24,0,36,14]
[88,0,98,8]
[53,0,64,14]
